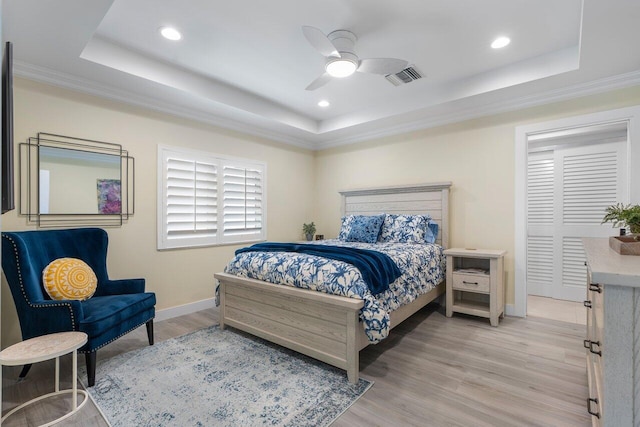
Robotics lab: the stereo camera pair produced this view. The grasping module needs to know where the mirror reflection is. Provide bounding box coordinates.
[39,146,121,214]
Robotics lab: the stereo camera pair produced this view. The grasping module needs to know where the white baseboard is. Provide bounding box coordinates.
[155,297,216,322]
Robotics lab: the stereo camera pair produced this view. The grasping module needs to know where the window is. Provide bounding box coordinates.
[157,146,266,249]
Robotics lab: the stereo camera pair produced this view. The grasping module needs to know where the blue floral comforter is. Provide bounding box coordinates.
[222,239,445,343]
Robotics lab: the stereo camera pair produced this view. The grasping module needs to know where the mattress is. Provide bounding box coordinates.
[222,239,446,343]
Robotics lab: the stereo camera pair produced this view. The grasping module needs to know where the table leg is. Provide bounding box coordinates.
[72,350,77,410]
[55,357,59,392]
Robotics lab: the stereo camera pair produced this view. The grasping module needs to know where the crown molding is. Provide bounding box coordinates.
[13,61,316,151]
[14,60,640,152]
[314,69,640,150]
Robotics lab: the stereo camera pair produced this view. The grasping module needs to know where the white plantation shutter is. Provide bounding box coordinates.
[166,158,217,238]
[222,164,263,241]
[158,146,266,249]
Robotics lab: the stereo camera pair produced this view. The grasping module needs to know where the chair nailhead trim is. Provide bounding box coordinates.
[2,235,76,331]
[78,317,156,353]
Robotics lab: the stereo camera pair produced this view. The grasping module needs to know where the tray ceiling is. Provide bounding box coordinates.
[4,0,640,149]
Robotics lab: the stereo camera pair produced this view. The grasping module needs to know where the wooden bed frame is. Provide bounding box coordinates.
[215,182,451,383]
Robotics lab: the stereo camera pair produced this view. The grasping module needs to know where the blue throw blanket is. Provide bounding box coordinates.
[235,242,402,295]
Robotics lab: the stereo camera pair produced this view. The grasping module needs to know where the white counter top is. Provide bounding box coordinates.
[583,238,640,287]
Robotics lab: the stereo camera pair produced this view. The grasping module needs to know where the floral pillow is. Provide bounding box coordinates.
[345,214,385,243]
[337,215,356,240]
[379,214,429,244]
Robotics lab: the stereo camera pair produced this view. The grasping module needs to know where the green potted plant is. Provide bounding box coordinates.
[602,203,640,235]
[302,222,316,241]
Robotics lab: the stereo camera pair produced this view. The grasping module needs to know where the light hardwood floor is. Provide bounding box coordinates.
[2,304,590,426]
[527,295,587,325]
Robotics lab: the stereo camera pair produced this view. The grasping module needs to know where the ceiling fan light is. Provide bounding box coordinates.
[326,59,357,78]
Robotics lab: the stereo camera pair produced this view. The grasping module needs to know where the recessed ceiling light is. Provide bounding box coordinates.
[491,36,510,49]
[318,100,330,107]
[160,27,182,41]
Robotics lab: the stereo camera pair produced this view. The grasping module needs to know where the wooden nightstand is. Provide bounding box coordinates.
[444,248,506,326]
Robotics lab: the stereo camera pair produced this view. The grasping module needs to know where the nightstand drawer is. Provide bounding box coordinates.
[452,273,490,293]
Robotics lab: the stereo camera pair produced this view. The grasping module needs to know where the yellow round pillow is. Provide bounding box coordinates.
[42,258,97,301]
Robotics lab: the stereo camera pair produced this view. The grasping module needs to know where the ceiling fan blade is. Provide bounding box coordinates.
[302,26,341,58]
[305,73,333,91]
[358,58,408,75]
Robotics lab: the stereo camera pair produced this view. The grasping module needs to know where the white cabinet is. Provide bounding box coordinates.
[444,248,506,326]
[583,238,640,426]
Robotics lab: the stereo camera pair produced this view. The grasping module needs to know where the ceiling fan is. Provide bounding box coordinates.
[302,26,409,91]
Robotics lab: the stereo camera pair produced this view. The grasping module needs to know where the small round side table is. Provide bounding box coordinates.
[0,331,89,426]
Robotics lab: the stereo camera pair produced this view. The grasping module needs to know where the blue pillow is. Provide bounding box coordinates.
[345,214,385,243]
[425,222,438,243]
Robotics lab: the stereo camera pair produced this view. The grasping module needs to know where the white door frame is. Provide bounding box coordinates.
[514,105,640,317]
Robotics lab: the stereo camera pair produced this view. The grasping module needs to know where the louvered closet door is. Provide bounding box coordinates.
[527,141,627,301]
[527,152,555,297]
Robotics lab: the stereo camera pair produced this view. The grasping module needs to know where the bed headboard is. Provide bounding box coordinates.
[339,182,452,248]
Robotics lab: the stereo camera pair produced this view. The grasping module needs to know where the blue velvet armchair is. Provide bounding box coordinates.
[1,228,156,387]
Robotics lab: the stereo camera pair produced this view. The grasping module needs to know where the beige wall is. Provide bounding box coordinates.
[3,75,640,347]
[314,86,640,308]
[1,78,316,347]
[41,159,120,214]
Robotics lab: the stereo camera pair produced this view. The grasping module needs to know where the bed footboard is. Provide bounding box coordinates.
[215,272,364,383]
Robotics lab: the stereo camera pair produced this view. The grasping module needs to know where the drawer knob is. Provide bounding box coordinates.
[589,283,602,293]
[587,397,600,418]
[583,300,592,309]
[462,281,479,285]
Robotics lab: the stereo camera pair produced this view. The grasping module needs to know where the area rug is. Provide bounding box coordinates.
[79,325,372,426]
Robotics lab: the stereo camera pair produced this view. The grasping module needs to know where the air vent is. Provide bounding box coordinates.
[385,66,424,86]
